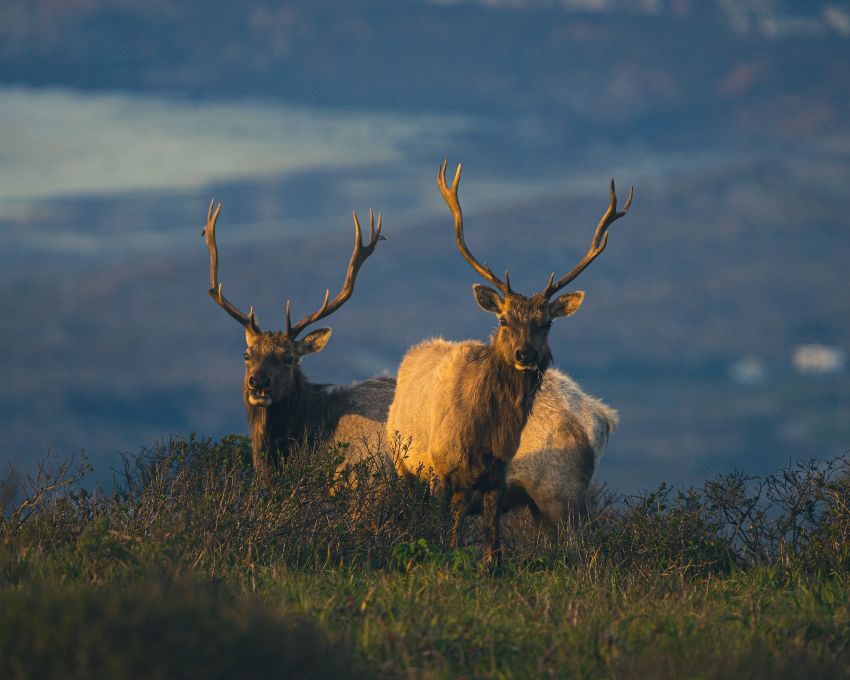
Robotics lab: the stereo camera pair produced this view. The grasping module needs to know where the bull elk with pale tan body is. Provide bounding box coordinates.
[202,200,394,478]
[387,161,631,560]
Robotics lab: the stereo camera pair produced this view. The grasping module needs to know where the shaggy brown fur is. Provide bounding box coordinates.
[246,364,345,469]
[242,328,394,476]
[441,343,545,487]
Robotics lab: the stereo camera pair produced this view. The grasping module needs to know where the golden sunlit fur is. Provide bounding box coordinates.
[388,337,616,528]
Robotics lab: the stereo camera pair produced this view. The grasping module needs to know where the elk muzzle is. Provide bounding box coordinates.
[247,373,273,406]
[514,348,540,371]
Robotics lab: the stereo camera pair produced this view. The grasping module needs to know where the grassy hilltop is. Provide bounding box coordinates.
[2,437,849,678]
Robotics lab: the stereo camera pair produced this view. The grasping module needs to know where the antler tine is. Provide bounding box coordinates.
[541,178,633,299]
[286,208,385,338]
[438,159,511,295]
[202,198,260,332]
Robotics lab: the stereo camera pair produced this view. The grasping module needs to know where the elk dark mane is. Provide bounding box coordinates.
[461,344,549,474]
[246,370,348,467]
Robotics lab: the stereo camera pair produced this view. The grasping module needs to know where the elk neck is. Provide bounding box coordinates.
[465,342,550,464]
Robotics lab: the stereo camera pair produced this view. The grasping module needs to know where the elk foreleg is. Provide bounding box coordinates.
[482,486,504,564]
[449,489,469,549]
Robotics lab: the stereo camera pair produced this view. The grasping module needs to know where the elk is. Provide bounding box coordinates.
[387,161,632,560]
[499,367,617,526]
[202,199,394,478]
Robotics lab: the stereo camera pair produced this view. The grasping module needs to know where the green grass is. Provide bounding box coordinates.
[2,437,848,678]
[262,564,849,679]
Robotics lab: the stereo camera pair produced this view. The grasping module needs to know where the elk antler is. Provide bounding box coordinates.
[285,209,385,339]
[541,178,633,299]
[203,198,260,333]
[438,159,512,296]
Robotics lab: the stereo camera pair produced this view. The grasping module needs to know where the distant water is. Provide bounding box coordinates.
[0,86,471,207]
[0,87,475,265]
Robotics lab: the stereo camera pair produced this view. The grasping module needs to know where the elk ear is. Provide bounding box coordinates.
[549,291,585,318]
[472,284,504,314]
[245,326,260,347]
[296,328,332,356]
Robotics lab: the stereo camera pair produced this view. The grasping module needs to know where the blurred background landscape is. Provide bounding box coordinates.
[1,0,848,491]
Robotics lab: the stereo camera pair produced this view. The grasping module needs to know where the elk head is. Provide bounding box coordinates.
[202,199,384,408]
[437,160,632,372]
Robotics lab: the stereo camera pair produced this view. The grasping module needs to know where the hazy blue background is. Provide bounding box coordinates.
[2,0,849,491]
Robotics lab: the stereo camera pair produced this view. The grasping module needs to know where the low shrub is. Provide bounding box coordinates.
[2,440,848,580]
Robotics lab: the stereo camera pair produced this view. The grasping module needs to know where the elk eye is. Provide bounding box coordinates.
[499,317,508,327]
[243,351,250,361]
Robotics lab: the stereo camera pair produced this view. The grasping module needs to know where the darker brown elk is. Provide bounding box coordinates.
[387,161,632,562]
[202,200,387,477]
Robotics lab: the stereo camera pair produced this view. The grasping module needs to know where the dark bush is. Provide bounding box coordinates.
[591,484,734,575]
[0,579,367,680]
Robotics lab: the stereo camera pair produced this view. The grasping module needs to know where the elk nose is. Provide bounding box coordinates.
[249,374,269,389]
[515,348,538,366]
